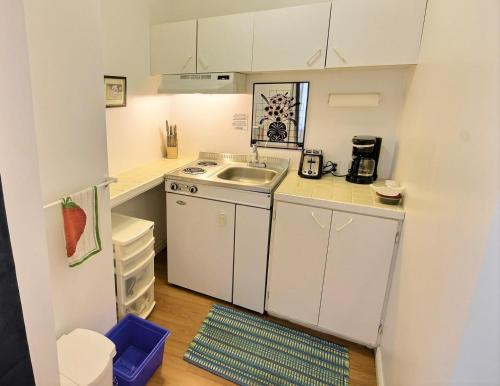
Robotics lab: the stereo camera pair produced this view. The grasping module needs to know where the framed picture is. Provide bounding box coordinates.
[104,76,127,108]
[251,82,309,150]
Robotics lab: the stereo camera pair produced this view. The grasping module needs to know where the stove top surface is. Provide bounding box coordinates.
[165,152,290,194]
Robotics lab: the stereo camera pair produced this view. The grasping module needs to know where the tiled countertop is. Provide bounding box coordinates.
[275,172,405,220]
[110,158,193,208]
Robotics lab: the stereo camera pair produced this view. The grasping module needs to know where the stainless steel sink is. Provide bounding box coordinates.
[217,166,277,185]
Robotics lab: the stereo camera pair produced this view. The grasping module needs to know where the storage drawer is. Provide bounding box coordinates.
[115,237,154,275]
[118,278,155,320]
[112,213,155,259]
[116,252,155,304]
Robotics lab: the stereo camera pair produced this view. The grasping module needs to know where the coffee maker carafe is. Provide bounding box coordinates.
[346,136,382,184]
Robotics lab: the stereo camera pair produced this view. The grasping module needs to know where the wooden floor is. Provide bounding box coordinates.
[148,251,377,385]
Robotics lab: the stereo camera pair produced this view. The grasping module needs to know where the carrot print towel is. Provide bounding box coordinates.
[61,186,102,267]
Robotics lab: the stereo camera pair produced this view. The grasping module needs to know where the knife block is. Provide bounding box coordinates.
[166,146,178,159]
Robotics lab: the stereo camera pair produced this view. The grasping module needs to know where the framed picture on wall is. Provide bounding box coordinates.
[251,82,309,150]
[104,75,127,108]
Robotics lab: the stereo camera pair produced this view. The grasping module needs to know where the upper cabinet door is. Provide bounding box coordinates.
[318,212,399,347]
[252,3,331,71]
[327,0,427,68]
[267,202,332,326]
[150,20,197,75]
[197,13,254,73]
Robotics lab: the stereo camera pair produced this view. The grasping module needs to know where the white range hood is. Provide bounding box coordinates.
[158,73,247,94]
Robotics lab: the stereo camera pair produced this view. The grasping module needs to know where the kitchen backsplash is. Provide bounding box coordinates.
[167,67,413,178]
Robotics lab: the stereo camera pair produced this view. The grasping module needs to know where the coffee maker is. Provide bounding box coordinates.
[346,136,382,184]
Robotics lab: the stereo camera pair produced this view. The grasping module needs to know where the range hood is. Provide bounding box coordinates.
[158,73,247,94]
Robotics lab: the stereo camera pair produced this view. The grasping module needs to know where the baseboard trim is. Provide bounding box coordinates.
[375,347,385,386]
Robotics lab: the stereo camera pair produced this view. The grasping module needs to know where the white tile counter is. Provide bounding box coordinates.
[110,158,193,208]
[274,172,404,220]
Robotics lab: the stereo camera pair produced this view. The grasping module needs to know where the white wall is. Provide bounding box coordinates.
[23,0,117,337]
[380,0,500,385]
[0,2,60,385]
[170,68,412,177]
[101,0,170,175]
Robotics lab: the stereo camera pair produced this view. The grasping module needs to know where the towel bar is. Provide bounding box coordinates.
[43,177,118,209]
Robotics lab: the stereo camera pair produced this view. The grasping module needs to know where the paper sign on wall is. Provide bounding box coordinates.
[232,113,248,130]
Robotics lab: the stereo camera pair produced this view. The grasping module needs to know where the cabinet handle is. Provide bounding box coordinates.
[198,56,208,70]
[218,212,226,226]
[176,200,186,206]
[335,218,353,232]
[332,47,348,64]
[306,49,322,66]
[181,55,193,71]
[311,212,326,229]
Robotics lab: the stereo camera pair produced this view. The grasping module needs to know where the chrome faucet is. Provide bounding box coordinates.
[248,144,266,168]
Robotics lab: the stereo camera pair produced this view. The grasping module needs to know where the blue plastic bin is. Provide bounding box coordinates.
[106,314,171,386]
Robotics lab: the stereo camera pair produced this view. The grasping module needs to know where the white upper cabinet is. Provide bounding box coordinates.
[326,0,427,67]
[267,202,332,326]
[318,212,399,346]
[150,20,197,75]
[197,13,254,73]
[252,2,332,71]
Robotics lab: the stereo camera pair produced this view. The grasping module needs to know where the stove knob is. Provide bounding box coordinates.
[189,185,198,194]
[170,183,178,191]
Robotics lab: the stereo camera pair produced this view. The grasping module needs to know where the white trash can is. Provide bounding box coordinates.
[57,328,116,386]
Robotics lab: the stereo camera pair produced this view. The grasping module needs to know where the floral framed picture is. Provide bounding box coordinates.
[251,82,309,150]
[104,75,127,108]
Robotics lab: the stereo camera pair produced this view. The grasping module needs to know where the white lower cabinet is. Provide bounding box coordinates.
[167,194,271,311]
[166,194,235,302]
[319,211,398,346]
[267,201,400,346]
[266,202,332,325]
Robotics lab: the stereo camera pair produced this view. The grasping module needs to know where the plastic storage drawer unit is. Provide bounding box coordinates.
[116,252,155,304]
[112,214,154,260]
[106,314,170,386]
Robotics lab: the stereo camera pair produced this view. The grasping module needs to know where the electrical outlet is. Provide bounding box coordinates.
[331,160,342,172]
[332,160,348,175]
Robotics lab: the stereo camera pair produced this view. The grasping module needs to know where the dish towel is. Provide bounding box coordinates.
[61,186,102,267]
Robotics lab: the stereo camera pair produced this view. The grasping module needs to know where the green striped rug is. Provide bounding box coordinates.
[184,304,349,386]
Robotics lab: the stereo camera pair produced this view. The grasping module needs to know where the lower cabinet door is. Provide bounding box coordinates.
[233,205,270,313]
[267,201,332,326]
[319,211,398,346]
[166,193,235,301]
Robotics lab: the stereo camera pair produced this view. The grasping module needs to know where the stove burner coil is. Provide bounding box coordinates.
[197,161,218,166]
[182,167,206,175]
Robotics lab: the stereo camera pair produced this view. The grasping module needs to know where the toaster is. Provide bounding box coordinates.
[298,149,323,179]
